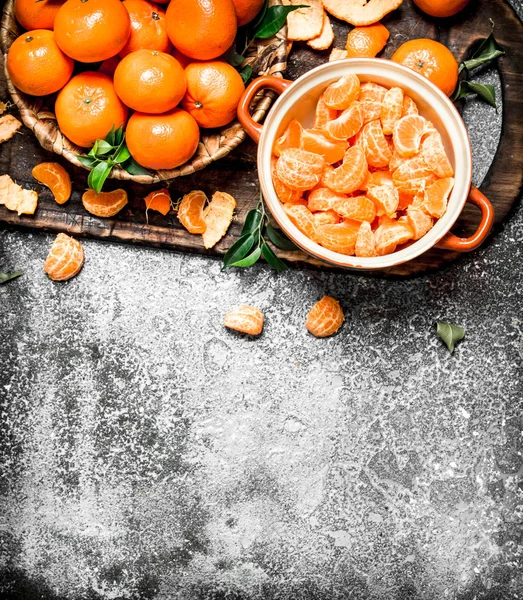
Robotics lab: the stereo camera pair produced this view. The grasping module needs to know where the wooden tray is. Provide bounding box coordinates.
[1,0,522,277]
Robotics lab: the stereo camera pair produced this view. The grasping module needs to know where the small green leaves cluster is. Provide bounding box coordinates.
[452,21,505,108]
[222,194,298,271]
[436,321,465,354]
[0,271,23,284]
[77,126,151,193]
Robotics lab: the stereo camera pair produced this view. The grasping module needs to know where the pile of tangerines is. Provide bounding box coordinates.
[7,0,265,171]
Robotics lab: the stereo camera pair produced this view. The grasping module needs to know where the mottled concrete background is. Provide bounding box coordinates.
[1,2,523,599]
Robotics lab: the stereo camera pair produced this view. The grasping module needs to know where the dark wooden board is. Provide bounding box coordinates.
[0,0,522,277]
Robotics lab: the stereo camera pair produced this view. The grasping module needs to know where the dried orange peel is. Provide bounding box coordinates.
[323,0,403,26]
[283,0,324,41]
[0,174,38,215]
[308,11,334,50]
[0,114,22,144]
[202,191,237,249]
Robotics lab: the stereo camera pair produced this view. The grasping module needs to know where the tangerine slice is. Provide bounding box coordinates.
[306,296,344,338]
[276,148,326,191]
[82,189,128,217]
[283,203,318,241]
[145,189,171,216]
[324,101,364,141]
[368,170,393,187]
[313,210,340,225]
[308,187,348,212]
[402,95,419,116]
[224,305,264,336]
[322,146,368,194]
[313,94,338,128]
[178,190,207,233]
[406,206,434,240]
[272,158,303,204]
[273,119,303,156]
[355,221,377,257]
[358,82,387,123]
[393,114,435,158]
[44,233,84,281]
[388,148,408,172]
[202,191,237,249]
[375,220,414,256]
[362,119,392,168]
[333,195,376,222]
[31,162,71,205]
[381,87,404,135]
[323,74,361,110]
[392,156,434,195]
[423,177,454,218]
[316,219,360,255]
[301,128,347,164]
[367,184,399,217]
[421,132,454,178]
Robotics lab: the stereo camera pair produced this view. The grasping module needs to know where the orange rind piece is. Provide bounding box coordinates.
[82,188,128,218]
[345,22,390,58]
[361,119,392,168]
[313,209,341,225]
[308,187,348,212]
[333,195,376,222]
[305,295,344,338]
[406,206,434,240]
[322,0,403,27]
[0,114,22,143]
[202,191,237,249]
[286,0,324,41]
[308,11,335,50]
[393,114,436,158]
[274,119,303,156]
[322,146,368,194]
[324,101,364,141]
[32,162,71,205]
[367,184,399,217]
[316,219,360,255]
[323,74,361,110]
[423,177,454,218]
[381,87,404,135]
[301,129,347,164]
[421,131,454,178]
[374,220,414,255]
[313,94,338,128]
[144,189,171,216]
[178,190,207,233]
[355,221,377,257]
[358,81,387,123]
[283,202,318,241]
[44,233,84,281]
[0,174,38,215]
[224,305,264,336]
[276,148,326,191]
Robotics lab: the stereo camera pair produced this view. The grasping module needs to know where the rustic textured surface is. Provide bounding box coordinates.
[1,1,523,599]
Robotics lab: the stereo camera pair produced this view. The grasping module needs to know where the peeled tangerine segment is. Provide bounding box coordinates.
[178,190,207,233]
[272,160,303,204]
[323,73,361,110]
[324,101,363,141]
[358,81,387,123]
[308,187,348,211]
[276,148,325,191]
[306,296,344,339]
[333,195,376,222]
[407,206,434,240]
[423,177,455,218]
[224,305,264,336]
[367,184,399,218]
[31,162,72,205]
[313,210,340,225]
[393,114,436,158]
[202,191,237,249]
[402,95,418,116]
[82,189,128,217]
[284,203,318,241]
[381,87,404,135]
[313,94,338,128]
[392,156,434,196]
[362,119,392,168]
[375,220,413,256]
[274,119,303,156]
[355,221,377,257]
[301,129,347,164]
[0,174,38,215]
[145,188,171,216]
[44,233,84,281]
[316,219,361,255]
[322,146,368,194]
[421,132,454,178]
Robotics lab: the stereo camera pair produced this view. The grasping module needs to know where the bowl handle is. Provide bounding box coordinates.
[435,186,495,252]
[237,76,293,144]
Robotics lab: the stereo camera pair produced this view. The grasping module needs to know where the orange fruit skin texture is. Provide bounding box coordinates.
[55,72,128,148]
[114,50,187,114]
[182,61,245,128]
[345,23,390,58]
[120,0,172,58]
[44,233,84,281]
[166,0,238,61]
[231,0,265,26]
[306,296,344,338]
[224,305,264,336]
[391,39,459,97]
[126,108,200,170]
[82,189,128,217]
[54,0,131,63]
[413,0,471,17]
[14,0,67,30]
[7,30,74,97]
[32,162,72,205]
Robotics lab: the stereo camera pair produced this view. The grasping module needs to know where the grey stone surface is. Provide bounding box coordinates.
[1,2,523,599]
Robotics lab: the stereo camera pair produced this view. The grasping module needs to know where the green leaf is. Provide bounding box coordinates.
[253,5,309,39]
[87,160,112,193]
[105,125,116,147]
[112,142,131,164]
[241,209,263,235]
[122,157,152,177]
[114,126,124,146]
[251,0,269,31]
[222,233,255,269]
[261,241,287,271]
[88,139,100,157]
[460,27,505,73]
[436,322,465,354]
[94,140,115,156]
[240,64,253,84]
[452,80,497,107]
[0,270,23,284]
[77,155,99,168]
[265,223,299,251]
[223,47,245,67]
[227,246,262,268]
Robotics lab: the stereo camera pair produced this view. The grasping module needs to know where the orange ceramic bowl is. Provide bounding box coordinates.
[237,58,494,270]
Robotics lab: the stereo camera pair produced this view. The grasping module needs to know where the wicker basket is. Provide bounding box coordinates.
[0,0,289,184]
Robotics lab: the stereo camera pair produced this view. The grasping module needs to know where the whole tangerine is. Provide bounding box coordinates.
[14,0,66,30]
[54,0,131,63]
[55,71,128,148]
[413,0,471,18]
[182,61,245,129]
[6,29,74,96]
[114,49,187,114]
[231,0,265,26]
[120,0,172,57]
[166,0,238,61]
[391,38,458,97]
[125,108,200,170]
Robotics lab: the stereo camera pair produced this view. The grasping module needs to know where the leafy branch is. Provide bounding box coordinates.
[451,20,505,108]
[77,125,151,193]
[222,193,299,271]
